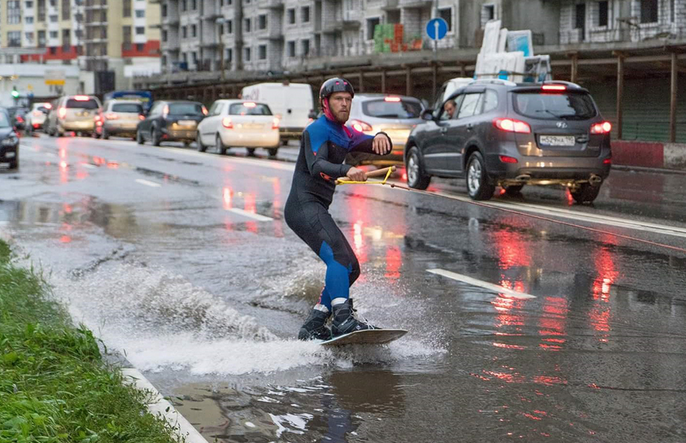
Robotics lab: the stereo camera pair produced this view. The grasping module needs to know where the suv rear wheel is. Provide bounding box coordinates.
[570,183,601,204]
[406,147,431,190]
[196,132,206,152]
[466,151,495,200]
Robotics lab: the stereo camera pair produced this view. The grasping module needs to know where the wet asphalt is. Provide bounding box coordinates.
[1,134,686,442]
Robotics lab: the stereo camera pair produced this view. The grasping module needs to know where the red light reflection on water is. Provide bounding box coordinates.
[491,229,531,270]
[222,187,233,210]
[589,247,618,340]
[384,246,402,279]
[538,296,568,351]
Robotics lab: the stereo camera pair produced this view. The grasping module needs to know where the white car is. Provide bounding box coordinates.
[196,100,280,156]
[25,102,52,134]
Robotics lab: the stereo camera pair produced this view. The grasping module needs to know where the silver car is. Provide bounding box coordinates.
[345,93,424,166]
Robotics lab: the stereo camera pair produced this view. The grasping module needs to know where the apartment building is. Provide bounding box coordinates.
[0,0,161,92]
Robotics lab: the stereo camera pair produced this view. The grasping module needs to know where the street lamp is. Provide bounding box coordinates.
[216,17,226,82]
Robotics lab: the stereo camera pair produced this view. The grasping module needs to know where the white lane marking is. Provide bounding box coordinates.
[44,152,57,157]
[427,269,537,299]
[121,368,209,443]
[81,163,97,169]
[227,208,273,221]
[135,179,161,188]
[484,200,686,240]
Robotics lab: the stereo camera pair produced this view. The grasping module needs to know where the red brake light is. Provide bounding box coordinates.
[74,95,90,101]
[591,121,612,134]
[384,96,401,102]
[58,107,67,119]
[349,119,373,132]
[243,102,257,108]
[16,115,24,123]
[603,157,612,165]
[202,106,208,116]
[272,117,280,129]
[222,117,233,129]
[493,118,531,134]
[542,84,567,92]
[139,114,145,120]
[499,155,518,164]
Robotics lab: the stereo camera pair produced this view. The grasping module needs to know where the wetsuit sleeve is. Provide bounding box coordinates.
[349,131,393,154]
[303,129,352,179]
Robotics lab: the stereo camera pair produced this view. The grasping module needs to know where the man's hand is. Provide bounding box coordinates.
[346,167,367,182]
[372,134,392,155]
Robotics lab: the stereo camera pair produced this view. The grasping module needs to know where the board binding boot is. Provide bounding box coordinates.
[331,299,377,337]
[298,308,332,341]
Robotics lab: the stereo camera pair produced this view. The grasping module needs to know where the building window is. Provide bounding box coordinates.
[162,55,167,66]
[671,0,676,22]
[162,30,168,42]
[8,1,21,24]
[123,25,132,49]
[162,3,167,17]
[192,52,198,65]
[226,48,232,62]
[123,0,131,18]
[244,47,251,62]
[61,0,69,20]
[50,14,58,22]
[302,39,310,55]
[481,4,495,28]
[62,29,70,50]
[287,8,295,24]
[49,30,58,38]
[192,0,197,10]
[640,0,658,23]
[135,9,145,18]
[258,14,267,30]
[301,6,310,23]
[25,32,35,42]
[227,20,233,34]
[287,41,295,57]
[258,44,267,60]
[575,4,586,29]
[598,1,608,27]
[438,8,452,32]
[366,17,380,40]
[50,47,57,55]
[26,16,34,24]
[182,26,187,38]
[38,30,46,47]
[181,0,187,12]
[136,26,145,35]
[8,31,22,47]
[136,43,144,52]
[191,25,197,37]
[26,1,34,7]
[244,18,251,32]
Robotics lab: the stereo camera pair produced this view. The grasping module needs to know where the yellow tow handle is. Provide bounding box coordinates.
[336,166,396,185]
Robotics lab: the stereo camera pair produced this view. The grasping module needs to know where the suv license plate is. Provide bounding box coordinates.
[540,135,576,146]
[178,120,196,127]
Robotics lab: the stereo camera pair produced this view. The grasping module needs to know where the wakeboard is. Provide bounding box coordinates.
[320,329,408,346]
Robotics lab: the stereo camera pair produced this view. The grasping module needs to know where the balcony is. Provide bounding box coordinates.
[399,0,431,8]
[342,10,361,28]
[258,0,284,9]
[257,27,284,40]
[381,0,399,10]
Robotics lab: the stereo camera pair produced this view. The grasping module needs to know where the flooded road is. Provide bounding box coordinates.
[2,135,686,442]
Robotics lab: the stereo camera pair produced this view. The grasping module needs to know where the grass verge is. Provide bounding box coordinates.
[0,240,182,443]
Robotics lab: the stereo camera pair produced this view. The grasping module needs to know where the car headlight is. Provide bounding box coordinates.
[1,136,18,147]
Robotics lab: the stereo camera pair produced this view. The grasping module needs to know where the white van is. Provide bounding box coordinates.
[241,82,315,143]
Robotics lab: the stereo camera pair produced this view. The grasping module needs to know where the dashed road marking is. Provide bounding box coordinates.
[227,208,273,221]
[427,269,537,299]
[135,179,161,188]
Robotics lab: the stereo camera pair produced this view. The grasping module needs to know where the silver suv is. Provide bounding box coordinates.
[46,95,101,137]
[405,80,612,204]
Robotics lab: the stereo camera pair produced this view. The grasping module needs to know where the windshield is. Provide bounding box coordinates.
[66,98,99,109]
[513,91,597,120]
[0,112,10,128]
[362,99,422,119]
[169,103,204,115]
[112,103,143,113]
[229,103,272,115]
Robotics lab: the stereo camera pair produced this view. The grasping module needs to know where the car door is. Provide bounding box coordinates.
[200,101,223,144]
[140,102,161,138]
[422,95,464,173]
[444,90,486,173]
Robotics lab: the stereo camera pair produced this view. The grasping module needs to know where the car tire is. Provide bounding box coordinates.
[503,185,524,196]
[466,151,495,201]
[8,160,18,170]
[247,148,256,156]
[406,146,431,190]
[216,134,227,155]
[136,129,144,145]
[268,148,278,157]
[151,127,161,146]
[570,183,601,204]
[101,127,109,140]
[196,132,207,152]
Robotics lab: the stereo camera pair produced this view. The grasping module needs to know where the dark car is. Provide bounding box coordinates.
[405,80,612,203]
[0,108,20,169]
[6,107,29,131]
[136,100,207,146]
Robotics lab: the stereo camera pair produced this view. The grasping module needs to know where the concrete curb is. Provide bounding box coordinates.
[610,164,686,175]
[612,140,686,171]
[121,368,209,443]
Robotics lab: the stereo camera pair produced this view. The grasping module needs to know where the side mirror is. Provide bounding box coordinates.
[421,109,434,121]
[308,110,317,120]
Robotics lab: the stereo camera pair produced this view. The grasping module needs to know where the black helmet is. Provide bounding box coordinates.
[319,77,355,102]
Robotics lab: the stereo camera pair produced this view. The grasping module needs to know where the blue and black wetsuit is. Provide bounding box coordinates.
[285,116,391,311]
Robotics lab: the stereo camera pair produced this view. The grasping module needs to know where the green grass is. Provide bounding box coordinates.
[0,240,182,443]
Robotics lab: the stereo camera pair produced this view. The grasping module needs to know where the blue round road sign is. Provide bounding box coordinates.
[426,18,448,40]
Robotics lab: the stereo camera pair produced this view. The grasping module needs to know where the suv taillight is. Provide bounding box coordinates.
[272,117,279,130]
[493,118,531,134]
[350,119,373,132]
[590,121,612,134]
[222,117,233,129]
[58,107,67,119]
